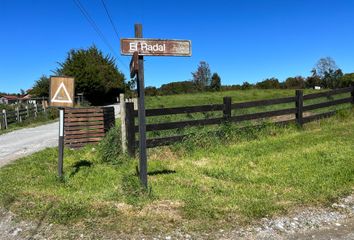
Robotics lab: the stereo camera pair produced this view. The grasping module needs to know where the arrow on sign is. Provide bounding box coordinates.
[51,82,73,103]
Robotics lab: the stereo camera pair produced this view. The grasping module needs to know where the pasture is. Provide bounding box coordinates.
[0,88,353,238]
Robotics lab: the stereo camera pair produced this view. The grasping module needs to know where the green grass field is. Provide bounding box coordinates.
[0,100,353,238]
[145,89,311,108]
[143,89,352,139]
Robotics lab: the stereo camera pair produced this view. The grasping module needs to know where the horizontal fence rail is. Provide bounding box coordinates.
[232,96,295,109]
[64,107,115,148]
[124,86,354,155]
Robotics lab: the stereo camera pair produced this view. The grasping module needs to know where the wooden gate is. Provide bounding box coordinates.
[64,107,115,148]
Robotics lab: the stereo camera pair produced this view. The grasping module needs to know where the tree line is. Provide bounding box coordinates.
[145,57,354,96]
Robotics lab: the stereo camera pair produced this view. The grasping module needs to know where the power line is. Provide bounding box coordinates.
[100,0,120,40]
[72,0,128,70]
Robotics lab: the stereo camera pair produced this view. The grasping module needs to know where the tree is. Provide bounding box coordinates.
[284,76,305,89]
[256,77,280,89]
[210,73,221,91]
[339,73,354,87]
[160,81,196,95]
[30,75,50,97]
[55,45,126,105]
[314,57,344,89]
[315,57,338,78]
[322,69,343,89]
[241,81,253,90]
[145,86,159,96]
[305,69,321,89]
[192,61,211,91]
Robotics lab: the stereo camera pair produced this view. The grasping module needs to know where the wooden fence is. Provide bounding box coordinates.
[125,86,354,156]
[0,103,47,130]
[64,107,115,148]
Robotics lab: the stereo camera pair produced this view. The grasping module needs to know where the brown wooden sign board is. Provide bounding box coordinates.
[121,38,192,56]
[50,76,75,108]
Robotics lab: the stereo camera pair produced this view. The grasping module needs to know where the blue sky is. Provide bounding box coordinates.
[0,0,354,93]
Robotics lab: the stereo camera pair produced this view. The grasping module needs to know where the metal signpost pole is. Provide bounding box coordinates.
[135,24,148,188]
[58,108,64,179]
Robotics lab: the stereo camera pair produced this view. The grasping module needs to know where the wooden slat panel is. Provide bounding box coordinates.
[134,104,224,117]
[302,111,336,124]
[64,137,103,143]
[65,133,105,139]
[303,87,353,100]
[65,108,103,113]
[64,117,104,122]
[65,128,104,134]
[231,108,296,122]
[64,126,105,131]
[136,117,225,132]
[303,97,352,111]
[64,121,104,127]
[232,96,295,109]
[64,113,103,118]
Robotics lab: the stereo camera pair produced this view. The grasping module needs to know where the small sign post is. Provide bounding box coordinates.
[50,76,75,179]
[121,24,192,188]
[58,108,64,178]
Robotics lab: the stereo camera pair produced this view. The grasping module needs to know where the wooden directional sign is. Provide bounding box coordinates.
[50,76,75,107]
[121,24,192,189]
[121,38,192,56]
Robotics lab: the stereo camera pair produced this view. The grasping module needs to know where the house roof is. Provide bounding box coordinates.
[0,95,19,100]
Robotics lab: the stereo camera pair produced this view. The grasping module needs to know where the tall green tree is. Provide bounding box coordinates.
[55,45,126,105]
[284,76,305,89]
[210,73,221,91]
[305,69,321,89]
[256,77,280,89]
[315,57,338,78]
[314,57,343,89]
[322,69,343,89]
[30,75,50,97]
[192,61,211,91]
[339,73,354,87]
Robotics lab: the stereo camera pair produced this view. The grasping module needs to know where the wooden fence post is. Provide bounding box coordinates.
[295,90,304,126]
[34,103,38,117]
[351,85,354,104]
[125,102,136,157]
[2,109,7,129]
[223,97,232,121]
[26,105,29,119]
[16,107,20,122]
[120,93,127,153]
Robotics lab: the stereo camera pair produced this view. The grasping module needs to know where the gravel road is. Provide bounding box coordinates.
[0,122,59,168]
[0,104,120,168]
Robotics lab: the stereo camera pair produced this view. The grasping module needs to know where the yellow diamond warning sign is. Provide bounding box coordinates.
[50,76,75,107]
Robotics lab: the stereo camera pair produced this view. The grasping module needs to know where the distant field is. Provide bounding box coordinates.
[0,109,353,238]
[143,89,352,139]
[145,89,319,108]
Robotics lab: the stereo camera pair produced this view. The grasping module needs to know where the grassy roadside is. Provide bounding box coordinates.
[0,108,353,237]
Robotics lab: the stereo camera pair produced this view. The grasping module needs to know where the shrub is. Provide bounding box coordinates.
[98,124,127,165]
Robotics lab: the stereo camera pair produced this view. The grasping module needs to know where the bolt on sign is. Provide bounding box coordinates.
[121,38,192,56]
[50,76,75,108]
